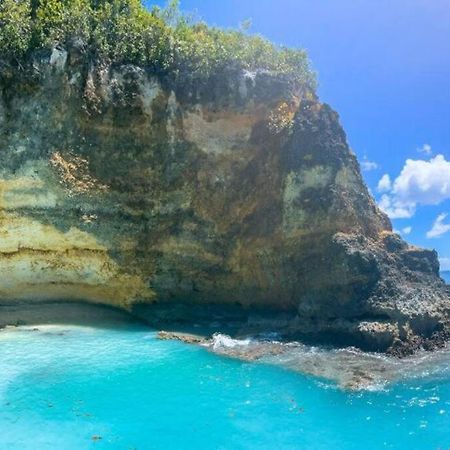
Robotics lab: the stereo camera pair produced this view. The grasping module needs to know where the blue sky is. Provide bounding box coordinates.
[148,1,450,270]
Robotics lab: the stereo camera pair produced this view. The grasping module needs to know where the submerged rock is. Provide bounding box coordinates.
[0,45,448,355]
[158,331,206,345]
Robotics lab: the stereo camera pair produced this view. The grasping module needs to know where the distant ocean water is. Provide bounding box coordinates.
[1,323,450,449]
[441,271,450,283]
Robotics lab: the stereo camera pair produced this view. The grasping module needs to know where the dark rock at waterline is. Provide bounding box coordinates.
[0,46,448,355]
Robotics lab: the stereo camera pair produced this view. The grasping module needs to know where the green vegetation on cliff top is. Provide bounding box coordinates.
[0,0,316,89]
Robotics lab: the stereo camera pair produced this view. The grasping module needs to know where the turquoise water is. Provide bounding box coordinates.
[1,323,450,450]
[442,271,450,283]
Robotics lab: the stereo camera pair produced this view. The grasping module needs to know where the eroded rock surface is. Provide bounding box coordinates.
[0,46,448,354]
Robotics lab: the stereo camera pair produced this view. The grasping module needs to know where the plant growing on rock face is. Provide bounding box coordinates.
[268,102,296,134]
[0,0,317,91]
[0,0,32,61]
[93,0,171,67]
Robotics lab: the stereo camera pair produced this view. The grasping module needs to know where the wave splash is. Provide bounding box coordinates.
[210,333,252,349]
[203,333,450,391]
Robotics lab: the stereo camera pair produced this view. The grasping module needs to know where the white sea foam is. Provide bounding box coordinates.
[205,332,450,391]
[211,333,251,349]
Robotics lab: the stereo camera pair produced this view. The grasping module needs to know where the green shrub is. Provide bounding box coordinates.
[0,0,316,90]
[0,0,32,60]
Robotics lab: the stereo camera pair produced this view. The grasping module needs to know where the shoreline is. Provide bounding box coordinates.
[0,301,145,330]
[2,301,450,391]
[2,300,450,358]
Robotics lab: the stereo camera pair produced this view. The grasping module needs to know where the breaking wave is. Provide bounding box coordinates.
[204,333,450,391]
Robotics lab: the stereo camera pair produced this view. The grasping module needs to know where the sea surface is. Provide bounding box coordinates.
[441,271,450,283]
[1,321,450,449]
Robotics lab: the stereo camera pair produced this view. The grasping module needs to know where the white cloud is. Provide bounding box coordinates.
[418,144,432,155]
[402,226,412,235]
[377,174,392,193]
[440,257,450,271]
[378,194,415,219]
[426,213,450,239]
[361,157,379,172]
[378,154,450,219]
[393,226,412,236]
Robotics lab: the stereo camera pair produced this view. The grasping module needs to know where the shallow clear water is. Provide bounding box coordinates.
[1,323,450,450]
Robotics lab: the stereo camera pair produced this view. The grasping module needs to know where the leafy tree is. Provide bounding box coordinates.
[0,0,316,90]
[0,0,32,60]
[31,0,92,48]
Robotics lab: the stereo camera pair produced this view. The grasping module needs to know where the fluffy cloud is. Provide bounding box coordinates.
[377,174,392,193]
[378,194,415,219]
[402,226,412,235]
[361,156,378,172]
[440,257,450,271]
[417,144,432,155]
[393,226,412,236]
[427,213,450,239]
[378,154,450,219]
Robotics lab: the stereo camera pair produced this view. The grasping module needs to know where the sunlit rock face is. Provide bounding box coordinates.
[0,47,448,354]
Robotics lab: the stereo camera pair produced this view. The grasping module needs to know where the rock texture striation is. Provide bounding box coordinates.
[0,46,448,354]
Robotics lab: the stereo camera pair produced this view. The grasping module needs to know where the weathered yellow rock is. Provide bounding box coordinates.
[0,180,151,307]
[0,57,447,355]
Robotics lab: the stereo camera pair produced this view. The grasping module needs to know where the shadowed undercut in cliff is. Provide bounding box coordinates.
[0,1,449,356]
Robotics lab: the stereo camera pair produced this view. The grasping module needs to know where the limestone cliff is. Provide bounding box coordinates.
[0,47,448,354]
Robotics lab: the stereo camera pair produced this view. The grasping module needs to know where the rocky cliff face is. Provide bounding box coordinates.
[0,47,448,354]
